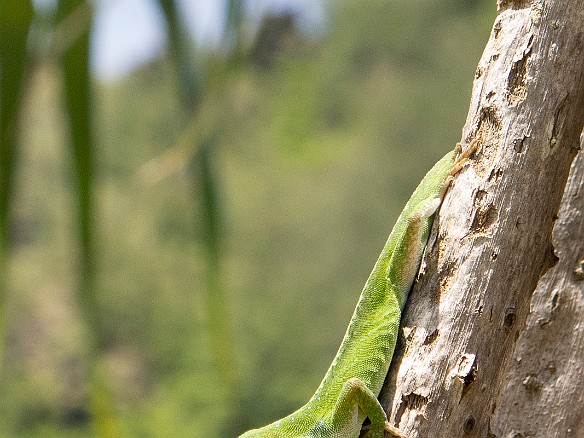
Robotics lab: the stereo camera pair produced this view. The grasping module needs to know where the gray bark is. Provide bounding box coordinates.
[379,2,584,437]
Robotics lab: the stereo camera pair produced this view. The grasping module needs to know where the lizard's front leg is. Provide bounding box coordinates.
[330,378,405,438]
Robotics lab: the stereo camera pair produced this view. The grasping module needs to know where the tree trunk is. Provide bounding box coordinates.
[378,2,584,437]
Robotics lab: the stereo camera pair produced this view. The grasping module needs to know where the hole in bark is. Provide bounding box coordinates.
[470,204,498,233]
[513,136,528,153]
[503,308,516,328]
[395,392,429,427]
[477,106,502,136]
[463,416,476,433]
[522,374,542,392]
[475,189,488,202]
[402,392,429,411]
[423,329,439,345]
[488,168,503,182]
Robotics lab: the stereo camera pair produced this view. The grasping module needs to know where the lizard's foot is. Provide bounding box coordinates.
[450,138,480,177]
[437,138,480,199]
[384,421,407,438]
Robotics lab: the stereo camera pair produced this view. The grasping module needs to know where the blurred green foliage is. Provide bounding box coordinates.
[0,0,34,365]
[0,0,494,436]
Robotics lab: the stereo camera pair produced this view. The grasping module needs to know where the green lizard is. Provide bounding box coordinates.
[240,141,477,438]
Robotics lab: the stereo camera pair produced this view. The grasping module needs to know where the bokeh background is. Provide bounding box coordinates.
[0,0,494,436]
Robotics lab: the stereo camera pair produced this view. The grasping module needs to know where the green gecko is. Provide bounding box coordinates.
[240,141,477,438]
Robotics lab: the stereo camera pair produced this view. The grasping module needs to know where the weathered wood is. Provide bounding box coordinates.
[378,1,584,437]
[490,135,584,438]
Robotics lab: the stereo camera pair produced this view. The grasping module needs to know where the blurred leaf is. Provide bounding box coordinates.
[195,140,222,265]
[156,0,204,109]
[56,0,100,348]
[193,140,236,382]
[49,1,92,58]
[192,138,242,436]
[225,0,244,55]
[56,0,120,435]
[0,0,34,365]
[158,0,240,413]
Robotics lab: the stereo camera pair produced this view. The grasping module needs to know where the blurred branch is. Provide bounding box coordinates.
[135,92,220,186]
[0,0,34,370]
